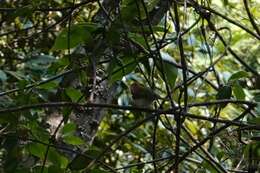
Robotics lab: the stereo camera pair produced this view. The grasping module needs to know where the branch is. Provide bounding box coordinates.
[187,0,260,40]
[242,0,260,36]
[166,105,254,171]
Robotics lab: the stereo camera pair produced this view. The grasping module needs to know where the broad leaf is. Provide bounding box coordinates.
[65,87,83,102]
[228,71,249,83]
[62,122,77,135]
[232,81,245,100]
[157,52,178,88]
[108,55,138,83]
[0,70,7,81]
[52,23,98,50]
[68,155,92,171]
[63,135,85,145]
[216,85,232,108]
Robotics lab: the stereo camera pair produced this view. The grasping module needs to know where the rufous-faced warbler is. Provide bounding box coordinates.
[130,82,161,107]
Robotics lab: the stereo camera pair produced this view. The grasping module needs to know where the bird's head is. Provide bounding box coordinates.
[130,82,161,107]
[130,82,142,98]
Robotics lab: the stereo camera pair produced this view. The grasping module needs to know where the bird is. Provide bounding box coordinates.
[130,82,161,107]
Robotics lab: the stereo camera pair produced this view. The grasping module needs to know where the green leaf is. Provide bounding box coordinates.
[216,85,232,100]
[65,88,83,102]
[52,23,98,50]
[63,135,85,145]
[162,61,178,88]
[68,155,92,171]
[128,32,148,51]
[27,143,46,159]
[232,81,245,100]
[253,92,260,102]
[62,122,77,135]
[216,85,232,108]
[121,0,138,22]
[0,70,7,81]
[29,121,50,142]
[48,165,64,173]
[91,168,110,173]
[121,0,159,20]
[201,160,218,173]
[32,166,48,173]
[5,70,25,80]
[130,25,165,33]
[14,5,33,18]
[108,55,138,83]
[228,71,249,83]
[157,52,178,88]
[106,24,121,45]
[248,116,260,125]
[38,81,59,90]
[48,148,68,168]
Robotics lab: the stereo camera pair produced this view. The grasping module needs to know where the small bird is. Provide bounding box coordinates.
[130,82,161,107]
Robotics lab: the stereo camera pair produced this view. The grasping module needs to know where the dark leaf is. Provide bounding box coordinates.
[68,155,92,171]
[52,23,98,50]
[232,81,245,100]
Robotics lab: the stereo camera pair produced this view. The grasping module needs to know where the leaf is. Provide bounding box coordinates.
[108,55,138,83]
[121,0,138,22]
[68,155,92,171]
[121,0,159,20]
[130,25,165,33]
[65,88,83,102]
[228,71,249,83]
[232,81,245,100]
[48,165,64,173]
[216,85,232,108]
[157,52,178,88]
[128,32,148,51]
[29,121,50,142]
[201,160,218,173]
[91,168,110,173]
[0,70,7,81]
[185,120,198,135]
[27,143,46,159]
[32,166,48,173]
[222,0,229,6]
[14,5,33,18]
[63,135,85,145]
[52,23,98,50]
[38,81,59,90]
[62,122,77,135]
[253,92,260,102]
[48,148,68,168]
[5,70,25,80]
[162,62,178,88]
[106,24,121,45]
[216,85,232,100]
[248,116,260,125]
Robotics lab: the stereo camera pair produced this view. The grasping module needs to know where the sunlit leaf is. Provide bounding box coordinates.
[63,135,85,145]
[65,87,83,102]
[27,143,46,159]
[62,122,77,135]
[232,81,245,100]
[228,71,249,83]
[38,81,59,90]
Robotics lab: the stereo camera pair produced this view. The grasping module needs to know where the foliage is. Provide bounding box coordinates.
[0,0,259,172]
